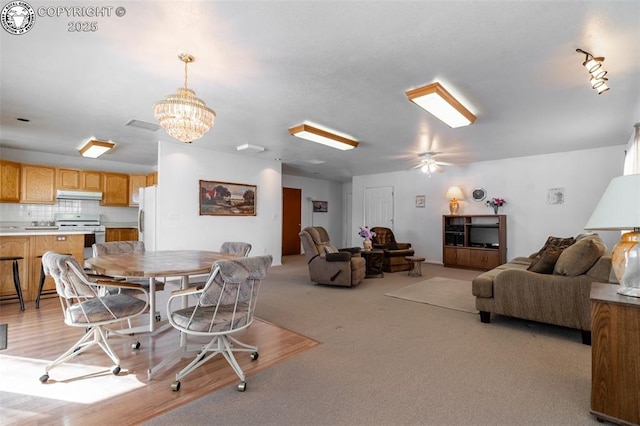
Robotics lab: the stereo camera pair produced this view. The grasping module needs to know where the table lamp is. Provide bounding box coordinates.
[445,186,464,215]
[585,174,640,297]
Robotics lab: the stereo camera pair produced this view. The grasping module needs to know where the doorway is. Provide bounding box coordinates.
[364,186,394,229]
[282,187,302,255]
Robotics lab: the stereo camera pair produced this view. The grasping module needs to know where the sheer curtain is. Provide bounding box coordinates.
[623,122,640,175]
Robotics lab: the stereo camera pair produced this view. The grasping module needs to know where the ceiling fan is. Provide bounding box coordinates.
[413,152,452,176]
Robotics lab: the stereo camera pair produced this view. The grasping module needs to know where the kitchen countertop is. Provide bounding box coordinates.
[0,227,93,236]
[103,222,138,228]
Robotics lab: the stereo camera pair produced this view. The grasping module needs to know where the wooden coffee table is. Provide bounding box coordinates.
[361,249,384,278]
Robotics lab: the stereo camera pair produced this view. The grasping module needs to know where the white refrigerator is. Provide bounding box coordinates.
[138,185,158,251]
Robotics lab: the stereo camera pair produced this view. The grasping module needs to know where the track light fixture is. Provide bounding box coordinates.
[576,48,609,94]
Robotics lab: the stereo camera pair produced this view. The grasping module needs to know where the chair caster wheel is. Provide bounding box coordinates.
[171,381,181,391]
[39,374,49,383]
[132,342,140,350]
[238,382,247,392]
[112,365,121,375]
[250,352,259,361]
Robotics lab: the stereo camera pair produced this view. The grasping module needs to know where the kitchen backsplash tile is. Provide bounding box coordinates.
[0,200,137,223]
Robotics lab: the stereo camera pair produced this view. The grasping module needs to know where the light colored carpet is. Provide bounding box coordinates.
[385,276,479,314]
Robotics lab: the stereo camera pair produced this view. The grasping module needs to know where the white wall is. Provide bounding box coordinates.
[156,141,283,265]
[352,145,626,263]
[282,175,345,244]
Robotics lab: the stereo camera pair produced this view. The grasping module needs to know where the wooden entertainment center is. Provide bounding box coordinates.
[442,215,507,270]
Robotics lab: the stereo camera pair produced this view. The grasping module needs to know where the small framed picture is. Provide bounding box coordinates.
[312,200,328,212]
[415,195,426,208]
[547,187,565,205]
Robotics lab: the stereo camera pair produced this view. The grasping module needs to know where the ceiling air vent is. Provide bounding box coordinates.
[125,119,160,132]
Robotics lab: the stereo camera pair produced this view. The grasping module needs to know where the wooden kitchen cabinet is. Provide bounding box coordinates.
[0,236,30,304]
[129,174,147,206]
[101,172,129,206]
[106,228,138,242]
[21,164,56,204]
[57,168,102,191]
[146,172,157,186]
[590,283,640,425]
[29,234,84,302]
[0,159,21,202]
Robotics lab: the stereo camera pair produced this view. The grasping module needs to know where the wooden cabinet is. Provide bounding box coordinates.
[0,160,21,202]
[57,168,102,191]
[29,234,84,301]
[146,172,158,186]
[21,164,56,203]
[106,228,138,242]
[0,236,30,303]
[443,215,506,270]
[590,283,640,425]
[129,174,147,206]
[101,173,129,206]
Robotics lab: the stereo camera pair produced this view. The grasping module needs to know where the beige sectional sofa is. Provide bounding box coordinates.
[472,233,613,344]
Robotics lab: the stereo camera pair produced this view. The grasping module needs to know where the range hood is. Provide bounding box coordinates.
[56,190,103,201]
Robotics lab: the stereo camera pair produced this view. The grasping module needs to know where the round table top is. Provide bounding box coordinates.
[85,250,238,278]
[405,256,425,261]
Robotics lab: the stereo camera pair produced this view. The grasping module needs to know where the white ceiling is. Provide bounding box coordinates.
[1,1,639,182]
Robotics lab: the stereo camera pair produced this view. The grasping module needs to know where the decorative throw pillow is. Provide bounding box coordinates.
[386,241,399,250]
[534,236,575,258]
[527,249,563,274]
[553,237,606,276]
[324,244,338,254]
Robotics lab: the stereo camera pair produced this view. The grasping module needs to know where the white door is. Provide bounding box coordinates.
[364,186,394,230]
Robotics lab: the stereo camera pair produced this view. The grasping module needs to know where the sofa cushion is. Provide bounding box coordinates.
[553,237,606,276]
[535,236,575,258]
[527,249,562,274]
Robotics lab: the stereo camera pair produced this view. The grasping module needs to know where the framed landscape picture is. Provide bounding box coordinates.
[312,200,328,213]
[199,180,256,216]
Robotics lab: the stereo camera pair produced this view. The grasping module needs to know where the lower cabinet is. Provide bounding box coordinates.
[106,228,139,242]
[0,236,30,302]
[0,234,83,304]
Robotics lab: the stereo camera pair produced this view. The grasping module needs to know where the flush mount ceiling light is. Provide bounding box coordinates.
[236,143,265,153]
[153,53,216,143]
[576,48,610,94]
[288,123,358,151]
[405,82,476,128]
[79,140,115,158]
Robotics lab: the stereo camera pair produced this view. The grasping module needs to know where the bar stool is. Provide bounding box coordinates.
[0,256,25,311]
[406,256,426,277]
[36,253,71,309]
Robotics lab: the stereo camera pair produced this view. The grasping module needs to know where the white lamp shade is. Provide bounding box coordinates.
[445,186,464,200]
[585,174,640,230]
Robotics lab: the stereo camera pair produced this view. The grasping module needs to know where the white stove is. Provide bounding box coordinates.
[54,213,105,232]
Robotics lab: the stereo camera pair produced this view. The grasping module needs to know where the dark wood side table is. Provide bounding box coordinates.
[361,249,384,278]
[590,283,640,425]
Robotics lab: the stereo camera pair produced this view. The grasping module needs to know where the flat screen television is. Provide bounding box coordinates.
[469,226,499,248]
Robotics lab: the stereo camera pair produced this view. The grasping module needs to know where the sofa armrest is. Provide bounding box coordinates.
[340,247,362,256]
[586,255,612,283]
[396,242,412,249]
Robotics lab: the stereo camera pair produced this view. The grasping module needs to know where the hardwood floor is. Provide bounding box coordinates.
[0,294,320,425]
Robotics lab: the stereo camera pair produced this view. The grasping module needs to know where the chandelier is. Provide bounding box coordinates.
[153,53,216,143]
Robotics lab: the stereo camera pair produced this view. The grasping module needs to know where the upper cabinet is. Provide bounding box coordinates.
[21,164,56,204]
[0,160,21,202]
[101,172,129,206]
[56,168,102,191]
[128,174,147,206]
[146,172,158,186]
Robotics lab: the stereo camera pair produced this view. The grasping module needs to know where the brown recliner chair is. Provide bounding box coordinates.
[299,226,366,287]
[371,227,415,272]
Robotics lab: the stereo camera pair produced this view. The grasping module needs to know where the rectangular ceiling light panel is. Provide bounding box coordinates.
[288,124,358,150]
[236,143,265,153]
[79,140,115,158]
[406,82,476,128]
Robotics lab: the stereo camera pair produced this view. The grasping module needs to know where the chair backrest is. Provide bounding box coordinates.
[93,241,146,257]
[181,255,272,334]
[220,241,252,257]
[42,251,97,300]
[371,227,396,247]
[299,227,337,258]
